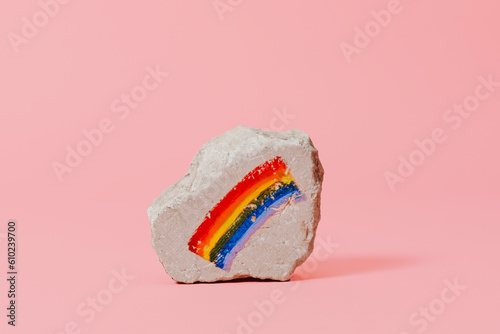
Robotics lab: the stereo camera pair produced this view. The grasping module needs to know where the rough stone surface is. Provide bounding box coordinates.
[148,126,323,283]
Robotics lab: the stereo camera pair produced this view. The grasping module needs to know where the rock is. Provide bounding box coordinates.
[148,126,323,283]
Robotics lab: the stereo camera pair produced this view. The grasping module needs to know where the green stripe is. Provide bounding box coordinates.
[209,181,289,262]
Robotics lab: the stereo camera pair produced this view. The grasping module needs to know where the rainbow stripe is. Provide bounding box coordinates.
[188,156,305,271]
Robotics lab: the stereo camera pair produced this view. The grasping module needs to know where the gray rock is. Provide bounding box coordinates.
[148,126,323,283]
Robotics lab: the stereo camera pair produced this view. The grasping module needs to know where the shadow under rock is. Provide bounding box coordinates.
[292,254,424,281]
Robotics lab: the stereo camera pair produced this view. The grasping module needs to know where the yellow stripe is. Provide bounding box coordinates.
[201,174,294,259]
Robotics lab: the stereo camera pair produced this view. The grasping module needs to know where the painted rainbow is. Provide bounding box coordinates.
[188,156,305,271]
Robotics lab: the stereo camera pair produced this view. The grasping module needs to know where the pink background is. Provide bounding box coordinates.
[1,0,499,333]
